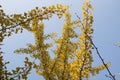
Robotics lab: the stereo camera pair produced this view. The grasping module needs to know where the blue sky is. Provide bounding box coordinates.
[0,0,120,80]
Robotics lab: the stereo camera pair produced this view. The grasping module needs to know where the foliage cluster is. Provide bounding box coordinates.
[0,0,114,80]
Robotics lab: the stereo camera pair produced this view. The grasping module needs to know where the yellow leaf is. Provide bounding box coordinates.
[89,4,94,10]
[36,70,42,75]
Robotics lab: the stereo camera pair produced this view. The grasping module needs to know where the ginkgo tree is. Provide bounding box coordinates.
[0,0,115,80]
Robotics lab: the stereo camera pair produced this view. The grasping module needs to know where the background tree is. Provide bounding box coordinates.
[0,0,117,80]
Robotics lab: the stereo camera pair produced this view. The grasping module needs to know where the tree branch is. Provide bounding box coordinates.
[75,13,116,80]
[90,38,116,80]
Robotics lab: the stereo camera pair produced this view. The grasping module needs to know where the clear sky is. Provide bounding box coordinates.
[0,0,120,80]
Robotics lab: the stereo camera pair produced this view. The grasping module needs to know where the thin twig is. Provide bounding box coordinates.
[75,12,89,80]
[11,66,28,79]
[0,16,32,31]
[90,38,116,80]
